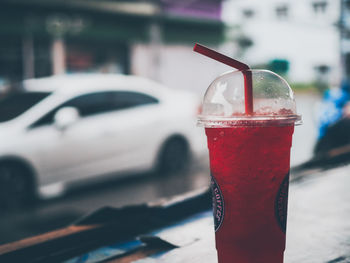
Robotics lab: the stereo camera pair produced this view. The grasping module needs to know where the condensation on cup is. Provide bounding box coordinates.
[198,69,301,263]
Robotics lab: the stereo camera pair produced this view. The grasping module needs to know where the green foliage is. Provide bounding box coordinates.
[290,82,327,94]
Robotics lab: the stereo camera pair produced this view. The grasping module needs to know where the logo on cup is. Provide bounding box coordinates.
[210,175,225,232]
[275,172,290,233]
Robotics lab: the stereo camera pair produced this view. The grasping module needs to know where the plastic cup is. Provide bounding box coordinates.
[198,69,301,263]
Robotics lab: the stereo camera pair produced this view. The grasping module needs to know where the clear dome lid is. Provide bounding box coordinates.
[198,69,302,127]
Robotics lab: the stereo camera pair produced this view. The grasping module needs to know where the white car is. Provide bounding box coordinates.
[0,74,205,208]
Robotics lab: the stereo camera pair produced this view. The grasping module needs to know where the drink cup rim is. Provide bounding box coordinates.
[197,114,302,127]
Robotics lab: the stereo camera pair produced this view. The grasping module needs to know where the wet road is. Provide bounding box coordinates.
[0,157,211,245]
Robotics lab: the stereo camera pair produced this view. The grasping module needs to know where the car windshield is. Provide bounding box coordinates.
[0,92,51,123]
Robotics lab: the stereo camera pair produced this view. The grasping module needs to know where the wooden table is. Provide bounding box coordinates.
[1,161,350,263]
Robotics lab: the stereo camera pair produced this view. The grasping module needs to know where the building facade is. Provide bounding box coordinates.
[0,0,226,93]
[222,0,340,84]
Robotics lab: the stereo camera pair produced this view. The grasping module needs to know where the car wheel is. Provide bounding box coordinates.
[158,137,190,173]
[0,162,36,210]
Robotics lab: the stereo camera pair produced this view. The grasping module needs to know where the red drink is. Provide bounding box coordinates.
[206,125,294,263]
[195,64,301,262]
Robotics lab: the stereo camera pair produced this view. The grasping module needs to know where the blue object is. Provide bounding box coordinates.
[318,81,350,138]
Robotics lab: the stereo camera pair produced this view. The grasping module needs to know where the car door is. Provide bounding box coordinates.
[95,90,162,174]
[27,91,119,185]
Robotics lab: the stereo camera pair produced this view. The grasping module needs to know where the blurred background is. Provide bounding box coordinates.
[0,0,349,246]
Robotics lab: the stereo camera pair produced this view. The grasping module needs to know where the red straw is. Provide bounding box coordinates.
[193,43,253,115]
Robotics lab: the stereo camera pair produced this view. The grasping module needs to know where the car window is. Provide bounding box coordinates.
[110,91,159,110]
[31,91,158,128]
[67,92,113,117]
[0,92,51,123]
